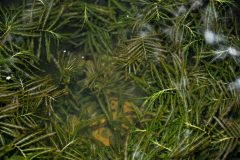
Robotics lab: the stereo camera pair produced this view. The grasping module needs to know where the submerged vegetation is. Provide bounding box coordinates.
[0,0,240,159]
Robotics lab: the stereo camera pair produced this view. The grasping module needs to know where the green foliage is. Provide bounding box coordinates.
[0,0,240,159]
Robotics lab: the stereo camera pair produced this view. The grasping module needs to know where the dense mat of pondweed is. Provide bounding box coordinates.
[0,0,239,159]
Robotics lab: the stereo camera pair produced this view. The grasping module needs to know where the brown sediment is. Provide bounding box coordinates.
[91,98,136,146]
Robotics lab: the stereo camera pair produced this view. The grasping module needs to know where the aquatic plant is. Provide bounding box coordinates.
[0,0,239,159]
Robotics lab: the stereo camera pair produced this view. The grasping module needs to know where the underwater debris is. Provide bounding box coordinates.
[190,0,204,11]
[138,23,154,37]
[132,151,145,160]
[214,47,228,60]
[228,78,240,92]
[203,29,223,44]
[177,5,187,15]
[160,26,184,44]
[227,46,240,56]
[174,5,187,17]
[6,76,11,80]
[138,24,154,37]
[214,46,240,61]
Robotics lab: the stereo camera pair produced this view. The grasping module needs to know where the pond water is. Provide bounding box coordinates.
[0,0,240,159]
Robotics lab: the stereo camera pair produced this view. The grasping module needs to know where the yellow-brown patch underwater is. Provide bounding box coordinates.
[89,98,137,146]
